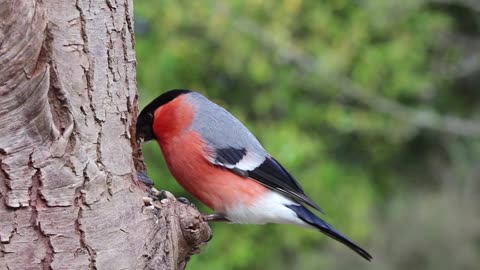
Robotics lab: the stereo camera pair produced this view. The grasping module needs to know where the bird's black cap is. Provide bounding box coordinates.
[136,89,192,142]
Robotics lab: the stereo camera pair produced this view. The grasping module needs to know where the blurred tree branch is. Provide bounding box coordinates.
[217,4,480,138]
[430,0,480,12]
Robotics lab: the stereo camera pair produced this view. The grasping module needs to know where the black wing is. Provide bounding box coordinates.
[213,147,249,177]
[212,147,325,213]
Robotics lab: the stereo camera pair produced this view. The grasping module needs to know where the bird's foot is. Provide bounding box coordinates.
[148,188,174,201]
[176,196,199,210]
[158,189,176,200]
[202,213,230,222]
[137,170,154,187]
[142,188,175,211]
[148,189,198,209]
[176,196,191,205]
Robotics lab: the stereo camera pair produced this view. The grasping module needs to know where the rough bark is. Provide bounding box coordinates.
[0,1,211,269]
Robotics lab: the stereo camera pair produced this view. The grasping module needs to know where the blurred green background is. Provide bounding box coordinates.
[134,1,480,269]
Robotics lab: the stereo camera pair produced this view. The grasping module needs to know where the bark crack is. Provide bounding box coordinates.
[123,0,135,51]
[106,0,117,11]
[75,207,97,270]
[121,4,143,172]
[74,170,97,270]
[76,0,90,54]
[49,63,74,140]
[0,241,5,257]
[95,126,105,170]
[77,0,102,125]
[82,63,101,124]
[0,156,11,204]
[28,153,54,269]
[107,32,118,84]
[11,211,18,240]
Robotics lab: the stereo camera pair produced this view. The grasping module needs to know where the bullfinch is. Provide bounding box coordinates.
[136,89,372,261]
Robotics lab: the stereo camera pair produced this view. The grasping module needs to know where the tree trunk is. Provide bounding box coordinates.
[0,1,211,269]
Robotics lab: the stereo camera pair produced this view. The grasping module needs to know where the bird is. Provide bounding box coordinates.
[136,89,372,261]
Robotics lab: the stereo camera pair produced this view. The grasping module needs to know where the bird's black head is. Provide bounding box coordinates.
[136,89,192,143]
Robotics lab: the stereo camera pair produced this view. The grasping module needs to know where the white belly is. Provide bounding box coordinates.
[224,191,310,227]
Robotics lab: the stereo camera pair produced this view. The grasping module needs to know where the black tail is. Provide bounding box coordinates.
[287,205,372,261]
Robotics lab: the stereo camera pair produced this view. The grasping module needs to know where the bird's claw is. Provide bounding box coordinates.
[201,213,230,223]
[150,187,160,197]
[147,189,178,205]
[176,196,190,204]
[137,170,154,187]
[155,190,176,201]
[176,196,198,210]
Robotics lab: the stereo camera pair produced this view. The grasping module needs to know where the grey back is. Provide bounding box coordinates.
[185,92,267,156]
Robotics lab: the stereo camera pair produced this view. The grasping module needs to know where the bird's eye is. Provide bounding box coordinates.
[147,112,153,119]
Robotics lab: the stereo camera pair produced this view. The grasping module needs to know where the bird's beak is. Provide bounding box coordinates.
[137,135,145,144]
[135,127,154,143]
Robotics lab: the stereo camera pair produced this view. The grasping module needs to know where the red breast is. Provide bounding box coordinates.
[152,95,194,143]
[151,96,269,211]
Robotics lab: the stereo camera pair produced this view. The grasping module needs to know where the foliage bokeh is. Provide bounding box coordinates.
[135,1,480,269]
